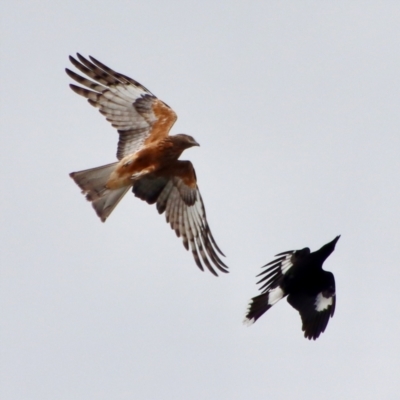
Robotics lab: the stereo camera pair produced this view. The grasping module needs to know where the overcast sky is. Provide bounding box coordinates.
[1,1,400,399]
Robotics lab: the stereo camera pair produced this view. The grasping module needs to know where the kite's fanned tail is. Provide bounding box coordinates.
[70,162,129,222]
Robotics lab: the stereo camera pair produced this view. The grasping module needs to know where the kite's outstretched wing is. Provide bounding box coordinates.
[66,54,177,160]
[133,161,228,276]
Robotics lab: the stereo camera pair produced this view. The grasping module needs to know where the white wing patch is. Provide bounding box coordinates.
[256,251,295,293]
[280,254,293,274]
[268,287,284,305]
[315,292,333,312]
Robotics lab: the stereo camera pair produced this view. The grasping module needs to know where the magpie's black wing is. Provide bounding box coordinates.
[256,247,310,293]
[287,272,336,340]
[244,247,310,324]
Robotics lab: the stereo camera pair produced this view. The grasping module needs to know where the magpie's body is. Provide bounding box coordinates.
[244,236,340,340]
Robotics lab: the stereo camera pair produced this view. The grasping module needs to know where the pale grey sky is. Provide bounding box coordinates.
[1,1,400,399]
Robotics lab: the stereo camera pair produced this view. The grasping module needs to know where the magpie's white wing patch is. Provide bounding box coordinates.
[280,254,294,274]
[256,251,295,293]
[267,286,285,305]
[315,292,334,312]
[287,284,336,340]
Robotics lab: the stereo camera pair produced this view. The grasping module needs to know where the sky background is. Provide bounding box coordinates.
[1,1,400,399]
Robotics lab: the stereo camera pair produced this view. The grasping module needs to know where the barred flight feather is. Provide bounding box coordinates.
[67,54,176,161]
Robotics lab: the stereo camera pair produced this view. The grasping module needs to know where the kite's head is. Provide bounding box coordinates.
[173,134,200,149]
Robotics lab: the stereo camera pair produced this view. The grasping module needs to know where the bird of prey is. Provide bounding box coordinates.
[66,54,228,276]
[244,236,340,340]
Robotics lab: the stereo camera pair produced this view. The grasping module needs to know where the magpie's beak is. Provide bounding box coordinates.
[331,235,341,247]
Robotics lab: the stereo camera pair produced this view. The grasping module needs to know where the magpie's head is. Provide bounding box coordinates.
[318,235,341,260]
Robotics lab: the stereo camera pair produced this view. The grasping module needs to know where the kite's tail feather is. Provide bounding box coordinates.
[69,162,130,222]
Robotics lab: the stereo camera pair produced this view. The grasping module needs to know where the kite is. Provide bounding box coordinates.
[66,54,228,276]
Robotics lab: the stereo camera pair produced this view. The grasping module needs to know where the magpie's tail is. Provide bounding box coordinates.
[243,287,285,325]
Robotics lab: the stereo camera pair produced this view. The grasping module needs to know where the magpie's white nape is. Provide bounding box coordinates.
[244,236,340,340]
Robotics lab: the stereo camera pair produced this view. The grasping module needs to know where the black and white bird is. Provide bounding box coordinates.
[244,236,340,340]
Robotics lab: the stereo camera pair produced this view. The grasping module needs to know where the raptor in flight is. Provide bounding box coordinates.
[66,54,228,276]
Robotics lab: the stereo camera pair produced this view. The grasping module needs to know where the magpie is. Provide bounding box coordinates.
[244,236,340,340]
